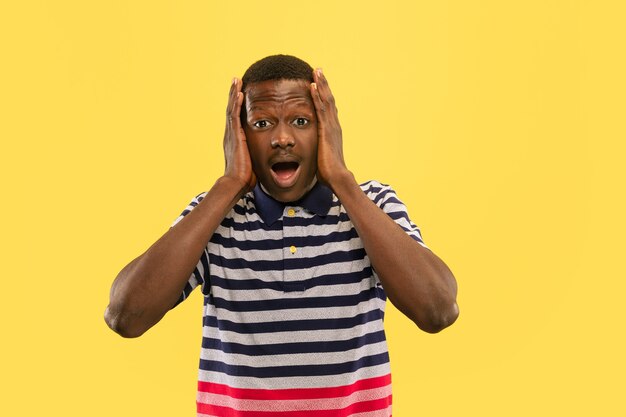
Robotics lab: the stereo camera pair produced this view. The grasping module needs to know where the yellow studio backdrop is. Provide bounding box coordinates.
[1,1,624,415]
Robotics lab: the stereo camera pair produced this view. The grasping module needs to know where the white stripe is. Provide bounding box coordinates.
[198,364,391,390]
[201,317,384,346]
[207,257,372,283]
[203,297,386,325]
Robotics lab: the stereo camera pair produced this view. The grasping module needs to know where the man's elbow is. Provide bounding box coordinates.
[104,305,148,339]
[415,301,460,334]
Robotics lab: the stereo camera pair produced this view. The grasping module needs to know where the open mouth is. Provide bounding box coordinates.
[271,161,300,187]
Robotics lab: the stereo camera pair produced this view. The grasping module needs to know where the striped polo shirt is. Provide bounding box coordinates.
[172,180,425,417]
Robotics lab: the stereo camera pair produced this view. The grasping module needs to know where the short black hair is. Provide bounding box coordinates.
[241,54,314,91]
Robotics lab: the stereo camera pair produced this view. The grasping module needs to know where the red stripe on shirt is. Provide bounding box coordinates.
[197,374,391,401]
[197,394,392,417]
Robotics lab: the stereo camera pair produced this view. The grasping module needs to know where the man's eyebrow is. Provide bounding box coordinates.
[248,100,313,113]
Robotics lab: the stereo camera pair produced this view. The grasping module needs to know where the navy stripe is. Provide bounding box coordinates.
[201,330,387,356]
[387,211,422,236]
[177,194,204,218]
[219,216,283,231]
[209,267,373,291]
[210,287,385,313]
[210,232,283,250]
[232,202,259,217]
[192,267,203,285]
[361,182,387,195]
[199,352,390,378]
[379,196,403,207]
[387,209,410,220]
[200,251,209,281]
[408,234,424,244]
[209,248,367,271]
[372,189,392,206]
[210,228,360,251]
[219,212,354,231]
[289,213,352,227]
[203,308,383,334]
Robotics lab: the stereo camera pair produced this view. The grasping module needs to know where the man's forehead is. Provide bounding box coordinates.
[245,79,312,107]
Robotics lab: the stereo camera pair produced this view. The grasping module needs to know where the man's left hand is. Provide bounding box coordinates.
[311,68,350,189]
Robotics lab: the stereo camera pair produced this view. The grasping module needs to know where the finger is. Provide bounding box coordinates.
[227,78,235,115]
[233,91,244,132]
[310,82,327,119]
[227,78,241,120]
[313,68,337,110]
[312,68,325,98]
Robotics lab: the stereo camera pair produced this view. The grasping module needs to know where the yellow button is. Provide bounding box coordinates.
[287,208,296,217]
[289,245,297,254]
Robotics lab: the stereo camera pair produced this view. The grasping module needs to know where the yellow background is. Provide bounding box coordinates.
[1,1,624,415]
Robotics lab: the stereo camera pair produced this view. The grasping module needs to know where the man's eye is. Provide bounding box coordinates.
[253,120,270,128]
[293,118,309,126]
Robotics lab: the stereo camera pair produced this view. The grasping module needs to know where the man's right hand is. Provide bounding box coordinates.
[223,78,256,194]
[105,79,261,339]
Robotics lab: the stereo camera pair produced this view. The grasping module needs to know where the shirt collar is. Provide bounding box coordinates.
[253,180,333,225]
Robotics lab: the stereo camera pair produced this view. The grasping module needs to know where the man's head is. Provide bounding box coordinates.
[241,55,318,203]
[241,54,314,93]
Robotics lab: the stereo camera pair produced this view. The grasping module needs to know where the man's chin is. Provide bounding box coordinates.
[260,177,317,203]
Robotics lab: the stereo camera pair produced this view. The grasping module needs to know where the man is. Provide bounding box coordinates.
[105,55,459,416]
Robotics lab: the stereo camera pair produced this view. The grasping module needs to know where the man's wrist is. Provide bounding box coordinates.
[216,175,252,200]
[326,169,358,198]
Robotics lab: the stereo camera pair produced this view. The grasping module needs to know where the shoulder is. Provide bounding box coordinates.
[359,179,392,194]
[359,180,398,206]
[170,191,208,227]
[172,191,252,228]
[189,190,254,212]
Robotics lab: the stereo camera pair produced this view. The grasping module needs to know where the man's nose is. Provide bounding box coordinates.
[270,124,295,148]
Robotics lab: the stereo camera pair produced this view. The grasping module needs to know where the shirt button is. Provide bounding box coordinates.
[289,245,297,254]
[287,208,296,217]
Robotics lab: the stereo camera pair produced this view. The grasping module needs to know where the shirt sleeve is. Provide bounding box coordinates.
[170,192,210,307]
[362,180,428,248]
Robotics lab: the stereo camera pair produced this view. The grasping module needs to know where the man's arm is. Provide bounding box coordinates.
[104,78,255,338]
[311,69,459,333]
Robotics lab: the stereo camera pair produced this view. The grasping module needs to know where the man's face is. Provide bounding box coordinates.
[243,79,318,203]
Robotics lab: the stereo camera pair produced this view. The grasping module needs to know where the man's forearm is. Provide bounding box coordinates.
[329,171,459,333]
[104,176,247,338]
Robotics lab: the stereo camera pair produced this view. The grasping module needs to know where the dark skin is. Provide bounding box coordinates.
[104,70,458,338]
